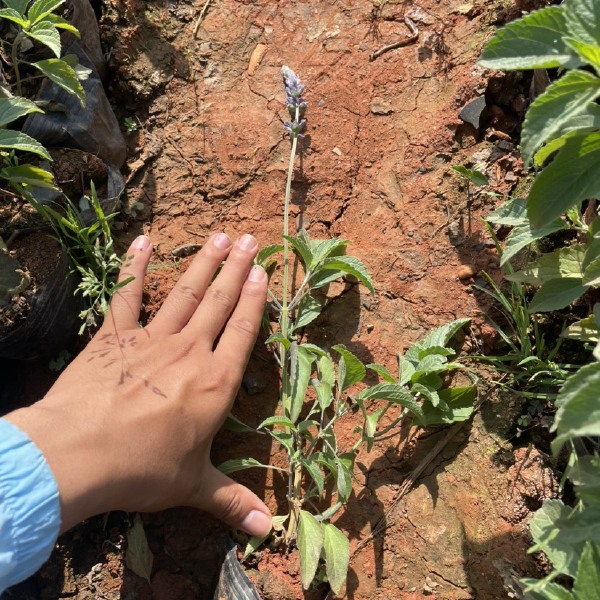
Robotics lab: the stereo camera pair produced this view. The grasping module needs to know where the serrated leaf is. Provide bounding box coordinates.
[243,533,269,560]
[318,502,343,522]
[359,383,424,420]
[258,415,296,430]
[520,70,600,166]
[565,37,600,73]
[45,13,79,35]
[564,0,600,47]
[507,245,585,285]
[335,459,351,501]
[26,21,61,57]
[0,97,44,127]
[265,332,290,350]
[0,164,56,189]
[332,344,366,391]
[552,362,600,452]
[486,197,528,226]
[571,455,600,504]
[0,7,27,26]
[501,220,567,266]
[294,294,323,330]
[1,0,28,16]
[323,524,350,596]
[562,312,600,342]
[416,386,476,426]
[528,132,600,230]
[528,278,588,313]
[315,256,374,295]
[412,382,441,407]
[365,408,383,452]
[27,0,65,24]
[451,165,488,186]
[285,230,312,268]
[573,542,600,600]
[217,457,270,475]
[126,515,153,583]
[297,510,324,590]
[256,243,283,267]
[522,581,574,600]
[309,238,348,268]
[535,131,581,166]
[290,345,316,422]
[479,7,582,71]
[367,363,395,383]
[315,354,335,409]
[0,129,51,159]
[405,318,470,360]
[583,254,600,286]
[33,58,85,106]
[268,429,294,452]
[398,355,416,385]
[530,500,582,577]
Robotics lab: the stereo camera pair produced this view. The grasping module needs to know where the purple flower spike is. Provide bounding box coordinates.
[282,65,307,137]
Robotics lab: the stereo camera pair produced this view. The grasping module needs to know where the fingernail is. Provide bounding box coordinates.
[247,265,266,283]
[213,233,231,249]
[240,510,272,537]
[134,235,150,251]
[237,234,258,252]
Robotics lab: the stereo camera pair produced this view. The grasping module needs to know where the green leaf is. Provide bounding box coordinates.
[294,294,323,330]
[507,245,585,285]
[1,0,29,15]
[323,524,350,596]
[528,132,600,230]
[571,455,600,504]
[486,197,528,226]
[478,7,582,71]
[359,383,424,421]
[412,382,441,407]
[0,97,43,127]
[522,582,574,600]
[552,362,600,452]
[315,354,335,409]
[33,58,85,106]
[217,457,270,475]
[332,344,366,391]
[315,256,374,295]
[301,458,324,496]
[562,312,600,342]
[290,345,316,422]
[285,230,312,268]
[44,13,79,35]
[501,220,568,266]
[335,459,351,501]
[27,0,65,24]
[0,164,56,188]
[0,7,27,26]
[365,408,383,452]
[573,542,600,600]
[405,318,470,360]
[520,70,600,165]
[243,533,269,560]
[125,514,154,583]
[0,129,51,159]
[367,363,396,383]
[223,413,256,433]
[530,499,582,577]
[297,510,324,590]
[528,278,588,313]
[256,243,283,267]
[565,38,600,73]
[583,255,600,286]
[309,238,348,268]
[265,332,290,350]
[398,355,416,385]
[26,21,61,57]
[258,416,296,430]
[564,0,600,47]
[268,429,294,453]
[451,165,488,186]
[299,343,327,357]
[318,502,343,522]
[535,131,581,166]
[417,386,476,426]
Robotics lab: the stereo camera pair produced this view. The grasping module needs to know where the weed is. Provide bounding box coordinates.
[122,116,138,133]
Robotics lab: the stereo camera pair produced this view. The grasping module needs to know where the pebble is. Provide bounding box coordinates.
[456,264,476,280]
[370,98,393,115]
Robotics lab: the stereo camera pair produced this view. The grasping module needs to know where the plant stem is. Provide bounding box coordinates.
[11,33,23,97]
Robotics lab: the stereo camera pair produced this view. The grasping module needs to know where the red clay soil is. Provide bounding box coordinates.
[2,0,559,598]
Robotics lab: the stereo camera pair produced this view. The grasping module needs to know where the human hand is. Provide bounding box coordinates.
[5,232,272,536]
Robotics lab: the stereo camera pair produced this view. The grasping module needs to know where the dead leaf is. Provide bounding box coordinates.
[125,514,154,583]
[247,44,268,76]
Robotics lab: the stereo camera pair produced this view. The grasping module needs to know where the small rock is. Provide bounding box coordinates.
[459,95,486,129]
[457,264,476,280]
[370,98,393,115]
[366,324,374,333]
[332,147,342,156]
[504,171,516,182]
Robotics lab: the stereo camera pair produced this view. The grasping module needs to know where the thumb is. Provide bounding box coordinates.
[197,466,273,537]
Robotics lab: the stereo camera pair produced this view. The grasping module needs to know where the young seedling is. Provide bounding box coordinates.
[220,67,477,595]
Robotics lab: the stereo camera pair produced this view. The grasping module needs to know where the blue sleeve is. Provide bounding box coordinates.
[0,418,61,593]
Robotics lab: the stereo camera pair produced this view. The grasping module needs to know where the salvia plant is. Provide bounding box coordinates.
[479,1,600,596]
[220,66,477,595]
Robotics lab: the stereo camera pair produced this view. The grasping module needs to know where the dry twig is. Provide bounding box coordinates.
[370,17,419,62]
[193,0,213,39]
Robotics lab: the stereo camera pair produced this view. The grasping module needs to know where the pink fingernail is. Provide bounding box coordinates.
[213,233,231,249]
[240,510,272,537]
[237,234,258,251]
[134,235,150,251]
[247,265,265,282]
